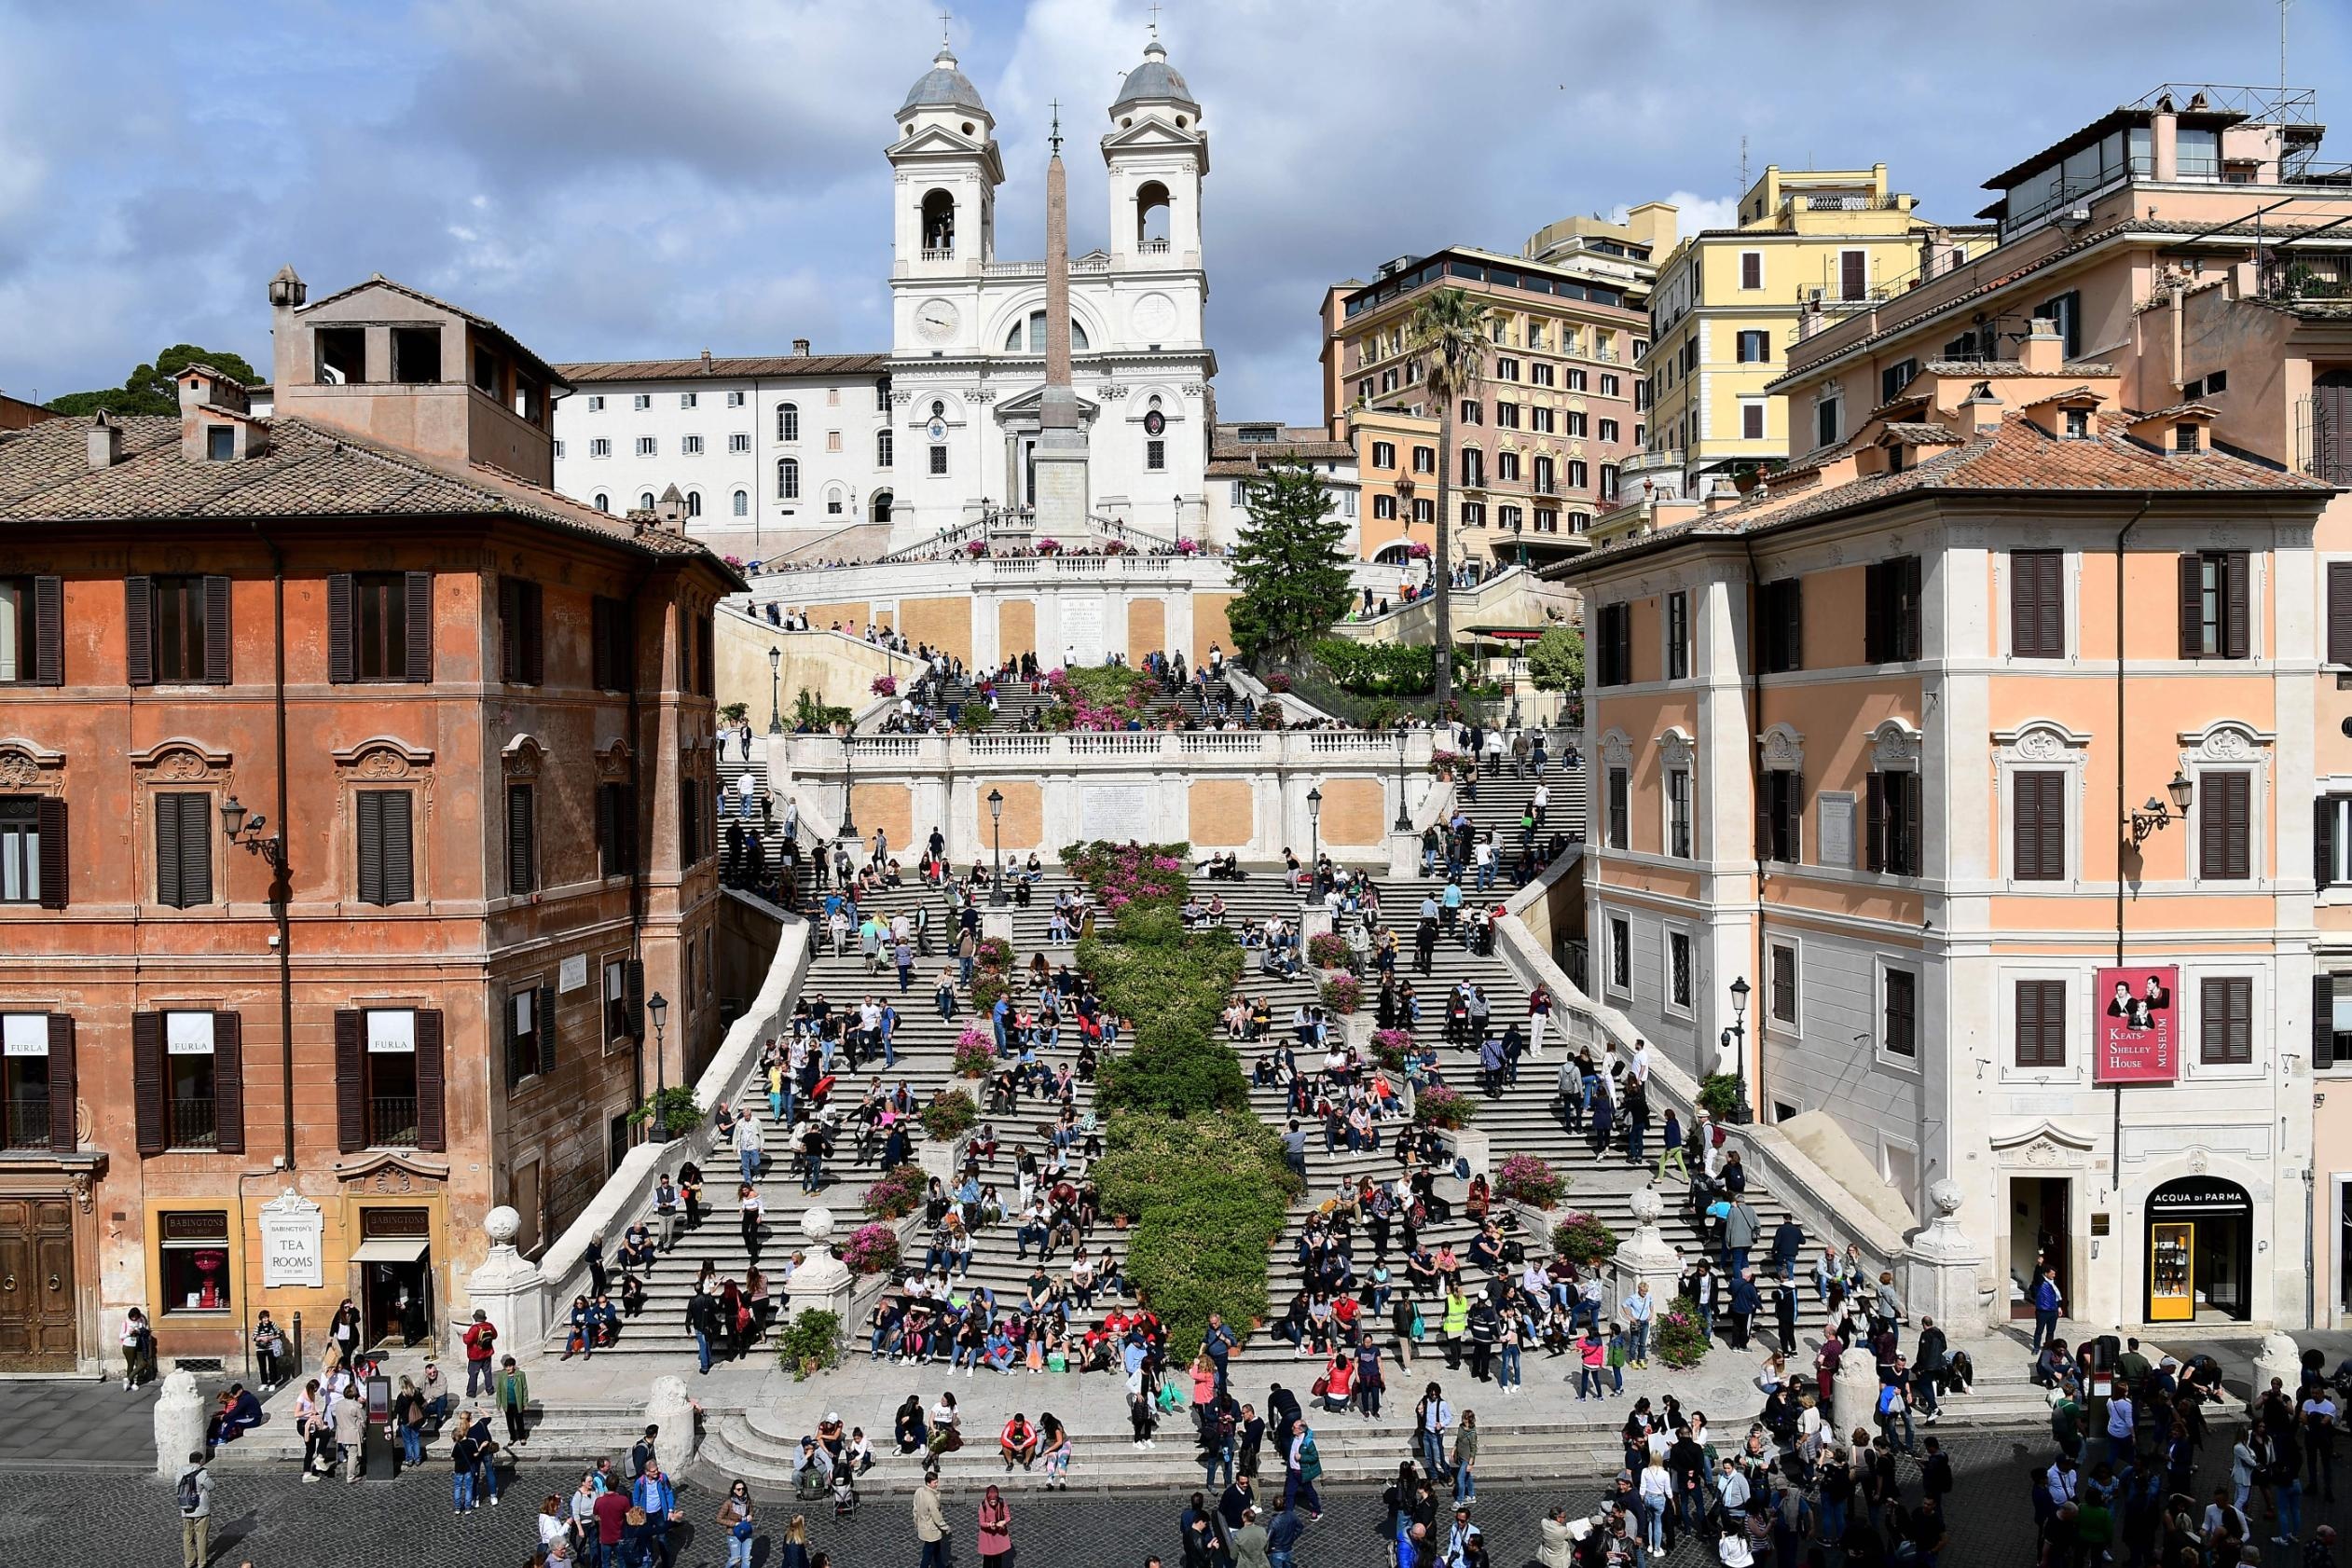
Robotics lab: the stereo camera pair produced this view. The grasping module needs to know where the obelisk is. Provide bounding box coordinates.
[1032,103,1090,538]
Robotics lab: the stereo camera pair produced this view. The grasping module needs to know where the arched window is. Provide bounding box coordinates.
[637,491,654,511]
[592,492,610,513]
[685,490,702,517]
[876,428,894,468]
[825,485,846,516]
[872,489,893,525]
[920,188,956,255]
[1005,310,1090,353]
[777,457,799,500]
[776,403,799,443]
[1135,180,1171,251]
[731,489,749,517]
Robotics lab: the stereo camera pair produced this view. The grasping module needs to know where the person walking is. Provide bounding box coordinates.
[716,1479,757,1568]
[497,1355,531,1447]
[175,1450,213,1568]
[332,1375,367,1481]
[915,1469,954,1568]
[736,1107,763,1187]
[462,1309,500,1398]
[977,1484,1013,1568]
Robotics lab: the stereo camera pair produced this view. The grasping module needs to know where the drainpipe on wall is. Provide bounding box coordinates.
[1740,535,1769,1117]
[2111,497,2153,1227]
[252,524,296,1171]
[623,563,655,1110]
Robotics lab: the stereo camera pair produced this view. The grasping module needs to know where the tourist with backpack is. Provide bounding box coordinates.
[175,1451,212,1568]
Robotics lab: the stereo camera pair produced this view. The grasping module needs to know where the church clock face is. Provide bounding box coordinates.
[915,298,959,344]
[1132,292,1176,341]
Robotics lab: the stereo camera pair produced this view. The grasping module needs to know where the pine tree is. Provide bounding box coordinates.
[1226,460,1354,670]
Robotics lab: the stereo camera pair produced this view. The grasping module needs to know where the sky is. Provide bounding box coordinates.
[4,0,2349,420]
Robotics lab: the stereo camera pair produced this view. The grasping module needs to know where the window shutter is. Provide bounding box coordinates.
[2229,978,2252,1064]
[2036,553,2063,656]
[327,572,354,683]
[597,784,618,876]
[2320,798,2337,891]
[45,1014,74,1154]
[625,957,646,1039]
[178,792,211,905]
[1900,557,1923,660]
[2201,772,2250,880]
[334,1010,365,1153]
[1754,773,1773,862]
[590,598,611,690]
[155,794,183,909]
[1905,772,1924,875]
[2316,973,2337,1073]
[498,580,521,682]
[1864,774,1886,872]
[124,575,153,686]
[540,983,558,1076]
[34,797,65,910]
[2015,981,2042,1067]
[2037,773,2065,880]
[522,583,544,686]
[403,570,433,681]
[2177,554,2202,657]
[1781,580,1803,670]
[507,785,534,895]
[1864,563,1886,664]
[2330,563,2352,667]
[202,575,231,683]
[32,575,62,686]
[132,1011,166,1156]
[415,1010,447,1152]
[381,791,413,904]
[213,1011,244,1155]
[356,791,385,905]
[2223,551,2249,659]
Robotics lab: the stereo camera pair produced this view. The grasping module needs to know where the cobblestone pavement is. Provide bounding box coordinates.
[22,1429,2352,1568]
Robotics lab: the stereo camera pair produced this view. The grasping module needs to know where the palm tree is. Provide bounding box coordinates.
[1404,286,1492,711]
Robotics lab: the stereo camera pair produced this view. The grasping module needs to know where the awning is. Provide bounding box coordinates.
[350,1238,429,1265]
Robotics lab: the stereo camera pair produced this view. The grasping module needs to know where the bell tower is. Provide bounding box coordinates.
[1103,34,1207,272]
[887,40,1004,277]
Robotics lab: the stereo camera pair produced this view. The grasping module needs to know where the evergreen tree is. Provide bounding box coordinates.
[1226,460,1353,670]
[44,343,263,418]
[1527,624,1584,691]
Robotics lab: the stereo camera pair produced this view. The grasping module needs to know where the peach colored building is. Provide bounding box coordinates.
[1559,328,2331,1331]
[0,269,737,1371]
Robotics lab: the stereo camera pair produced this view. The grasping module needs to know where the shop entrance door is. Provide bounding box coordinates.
[0,1198,76,1371]
[352,1207,434,1348]
[2145,1177,2252,1323]
[2008,1176,2070,1321]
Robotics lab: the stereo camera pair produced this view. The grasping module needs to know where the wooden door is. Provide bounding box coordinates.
[0,1199,78,1371]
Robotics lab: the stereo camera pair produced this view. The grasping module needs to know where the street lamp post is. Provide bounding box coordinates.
[987,788,1007,907]
[838,734,857,840]
[645,991,670,1139]
[1721,976,1754,1124]
[1392,731,1412,832]
[219,795,296,1165]
[1305,787,1324,906]
[767,644,784,735]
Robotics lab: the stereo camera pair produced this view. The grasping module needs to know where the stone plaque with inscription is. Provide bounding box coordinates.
[1817,792,1855,869]
[257,1189,324,1290]
[1079,784,1151,845]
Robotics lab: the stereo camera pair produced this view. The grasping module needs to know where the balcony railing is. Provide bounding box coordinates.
[168,1098,217,1150]
[920,247,955,262]
[3,1095,48,1149]
[1137,238,1171,255]
[368,1097,420,1149]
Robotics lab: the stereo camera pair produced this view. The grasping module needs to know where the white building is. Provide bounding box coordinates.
[549,34,1218,560]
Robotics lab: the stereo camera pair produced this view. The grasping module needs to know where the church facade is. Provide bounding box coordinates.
[549,35,1217,557]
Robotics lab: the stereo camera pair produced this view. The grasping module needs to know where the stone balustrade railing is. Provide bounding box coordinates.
[780,727,1437,775]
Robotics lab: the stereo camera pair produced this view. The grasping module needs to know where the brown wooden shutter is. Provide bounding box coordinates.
[498,580,520,683]
[334,1010,365,1153]
[124,575,153,686]
[506,784,534,895]
[2016,979,2066,1067]
[695,608,713,695]
[2015,772,2064,881]
[403,570,433,681]
[34,797,65,910]
[2320,797,2337,890]
[590,598,612,690]
[381,791,413,904]
[1754,773,1773,863]
[155,793,183,908]
[522,583,544,686]
[32,575,62,686]
[2223,551,2249,659]
[414,1010,447,1152]
[202,575,230,683]
[179,793,212,905]
[356,791,385,905]
[1899,557,1922,659]
[2330,563,2352,667]
[597,783,618,876]
[1905,772,1924,875]
[327,572,355,683]
[1840,250,1866,299]
[1864,562,1886,664]
[1741,252,1761,290]
[1864,773,1886,872]
[132,1011,166,1155]
[213,1011,244,1155]
[45,1014,74,1153]
[540,983,558,1076]
[2316,973,2337,1072]
[2177,554,2203,657]
[2200,771,2251,880]
[625,958,645,1039]
[1781,579,1803,670]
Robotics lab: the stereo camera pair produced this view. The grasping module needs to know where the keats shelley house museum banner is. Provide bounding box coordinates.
[2096,966,2180,1084]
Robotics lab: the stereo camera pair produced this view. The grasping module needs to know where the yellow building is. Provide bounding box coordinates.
[1623,164,1982,534]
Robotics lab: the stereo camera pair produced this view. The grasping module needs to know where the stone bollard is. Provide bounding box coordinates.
[1834,1345,1884,1440]
[154,1369,207,1478]
[646,1374,698,1474]
[2250,1331,2302,1416]
[784,1207,860,1329]
[1612,1187,1683,1324]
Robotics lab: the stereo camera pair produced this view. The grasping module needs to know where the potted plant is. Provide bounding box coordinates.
[1698,1073,1743,1119]
[777,1308,844,1380]
[860,1165,928,1221]
[871,674,899,697]
[953,1029,996,1079]
[1306,932,1349,970]
[627,1085,702,1142]
[1494,1152,1565,1208]
[1412,1083,1475,1130]
[1549,1210,1620,1267]
[1655,1307,1710,1369]
[921,1089,978,1142]
[718,701,750,725]
[1370,1028,1412,1070]
[1320,972,1363,1016]
[839,1221,903,1276]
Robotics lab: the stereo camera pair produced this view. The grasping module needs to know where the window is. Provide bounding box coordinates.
[1882,968,1918,1058]
[1565,411,1588,438]
[592,492,609,512]
[589,438,612,459]
[1595,375,1618,398]
[2015,980,2067,1068]
[344,1007,441,1150]
[2199,976,2253,1066]
[315,326,365,385]
[129,574,228,685]
[1412,499,1434,525]
[635,435,656,458]
[1496,358,1520,382]
[1495,402,1520,430]
[586,395,606,413]
[726,391,746,408]
[679,392,698,409]
[1757,577,1803,672]
[1762,769,1801,863]
[1566,369,1588,392]
[2011,550,2065,658]
[330,571,430,682]
[1567,460,1589,489]
[681,434,703,456]
[1608,916,1630,992]
[2061,408,2091,441]
[1460,502,1486,529]
[1412,446,1435,474]
[1531,363,1555,388]
[2197,770,2251,880]
[2174,424,2201,454]
[929,445,949,475]
[355,789,415,905]
[639,492,654,511]
[1600,465,1621,502]
[1594,602,1632,686]
[158,1210,232,1314]
[2319,973,2352,1069]
[1599,419,1619,444]
[826,431,842,453]
[876,428,893,468]
[139,1010,237,1152]
[1460,449,1484,488]
[681,777,704,865]
[2179,550,2249,657]
[1737,331,1769,364]
[1531,407,1555,434]
[0,795,65,907]
[153,791,213,908]
[1863,557,1921,663]
[1666,591,1690,680]
[505,783,538,896]
[631,393,651,411]
[1666,768,1693,859]
[1864,771,1923,876]
[1534,509,1556,533]
[1880,359,1919,405]
[1605,768,1630,850]
[728,433,750,455]
[597,781,638,877]
[2032,290,2082,359]
[1740,251,1763,290]
[552,440,566,461]
[2012,771,2067,881]
[591,596,635,690]
[603,956,640,1050]
[506,983,557,1089]
[1147,439,1165,471]
[1495,452,1520,482]
[777,404,799,442]
[777,457,800,499]
[1741,401,1766,441]
[1839,250,1867,301]
[1371,441,1396,469]
[1459,400,1482,425]
[1815,396,1842,449]
[1372,495,1397,521]
[498,578,543,686]
[1667,929,1693,1010]
[1497,504,1521,531]
[1,1013,62,1150]
[1768,943,1798,1025]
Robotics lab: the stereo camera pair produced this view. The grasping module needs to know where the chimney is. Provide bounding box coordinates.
[2151,103,2180,182]
[700,348,714,373]
[2018,317,2064,373]
[653,484,689,531]
[267,263,307,397]
[792,338,813,357]
[1960,380,2004,435]
[86,410,122,470]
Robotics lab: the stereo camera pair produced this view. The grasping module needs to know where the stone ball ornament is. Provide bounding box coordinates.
[1629,1186,1663,1224]
[1928,1179,1964,1219]
[484,1205,521,1246]
[801,1205,837,1245]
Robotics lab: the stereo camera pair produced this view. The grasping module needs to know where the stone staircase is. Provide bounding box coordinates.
[1451,747,1588,846]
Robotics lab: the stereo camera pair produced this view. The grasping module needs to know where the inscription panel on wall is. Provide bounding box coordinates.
[1079,784,1151,845]
[1060,598,1106,667]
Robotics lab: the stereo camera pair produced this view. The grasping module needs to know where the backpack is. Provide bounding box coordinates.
[177,1469,203,1515]
[1298,1432,1323,1482]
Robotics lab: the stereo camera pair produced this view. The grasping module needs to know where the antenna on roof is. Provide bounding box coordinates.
[2281,0,2293,92]
[1740,135,1749,197]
